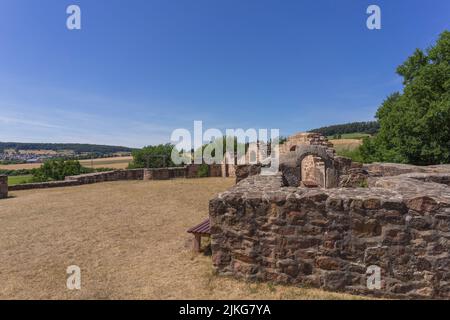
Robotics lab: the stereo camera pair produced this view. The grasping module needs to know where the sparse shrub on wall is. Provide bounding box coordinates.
[197,164,209,178]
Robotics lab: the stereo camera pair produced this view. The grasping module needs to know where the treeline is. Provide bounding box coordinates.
[310,121,380,137]
[0,142,135,154]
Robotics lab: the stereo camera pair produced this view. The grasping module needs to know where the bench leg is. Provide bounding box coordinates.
[193,234,201,252]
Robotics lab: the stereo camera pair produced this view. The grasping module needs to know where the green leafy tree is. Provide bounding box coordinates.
[195,136,249,164]
[361,31,450,165]
[31,159,90,182]
[128,144,177,168]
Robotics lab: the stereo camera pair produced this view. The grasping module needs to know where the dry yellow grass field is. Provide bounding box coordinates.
[329,139,363,152]
[0,156,133,170]
[78,156,133,169]
[0,178,362,300]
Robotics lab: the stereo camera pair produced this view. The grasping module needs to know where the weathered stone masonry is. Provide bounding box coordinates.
[0,175,8,199]
[210,165,450,299]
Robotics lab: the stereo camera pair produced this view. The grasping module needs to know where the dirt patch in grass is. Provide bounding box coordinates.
[0,178,362,300]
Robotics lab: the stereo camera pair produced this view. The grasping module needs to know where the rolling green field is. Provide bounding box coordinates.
[327,132,371,140]
[7,175,33,186]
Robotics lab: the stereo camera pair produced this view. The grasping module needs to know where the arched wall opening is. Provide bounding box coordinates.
[280,145,341,189]
[300,155,326,187]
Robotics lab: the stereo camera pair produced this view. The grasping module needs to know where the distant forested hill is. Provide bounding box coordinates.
[310,121,379,137]
[0,142,135,154]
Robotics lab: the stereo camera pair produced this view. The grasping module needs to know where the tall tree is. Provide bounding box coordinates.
[361,31,450,165]
[128,144,176,168]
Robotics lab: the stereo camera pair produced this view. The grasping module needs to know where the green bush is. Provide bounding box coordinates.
[197,164,209,178]
[128,144,176,169]
[31,159,92,182]
[336,147,364,163]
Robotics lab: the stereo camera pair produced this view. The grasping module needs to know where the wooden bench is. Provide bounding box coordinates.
[187,218,211,252]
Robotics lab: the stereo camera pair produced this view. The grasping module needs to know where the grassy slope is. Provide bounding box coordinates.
[327,132,371,140]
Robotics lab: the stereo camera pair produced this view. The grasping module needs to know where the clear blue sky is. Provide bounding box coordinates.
[0,0,448,147]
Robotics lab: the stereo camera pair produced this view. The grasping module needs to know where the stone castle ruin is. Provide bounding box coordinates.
[231,132,349,188]
[209,132,450,299]
[280,132,334,188]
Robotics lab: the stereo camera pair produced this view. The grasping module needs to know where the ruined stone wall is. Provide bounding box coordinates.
[235,164,262,183]
[209,164,223,177]
[143,168,170,180]
[280,132,333,155]
[66,169,145,184]
[364,163,450,177]
[0,175,8,199]
[210,174,450,299]
[301,156,326,186]
[8,180,81,191]
[279,145,351,189]
[9,169,146,191]
[184,164,223,178]
[8,164,230,192]
[186,164,200,178]
[169,167,188,179]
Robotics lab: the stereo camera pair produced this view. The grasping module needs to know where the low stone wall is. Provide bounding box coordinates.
[210,174,450,299]
[143,168,170,180]
[9,169,145,191]
[184,164,223,178]
[9,180,81,191]
[186,164,200,178]
[210,164,223,177]
[7,164,228,191]
[169,167,187,179]
[0,175,8,199]
[66,169,144,184]
[140,167,200,180]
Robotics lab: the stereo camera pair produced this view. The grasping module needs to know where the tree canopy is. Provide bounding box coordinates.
[128,144,177,168]
[360,31,450,165]
[31,159,91,182]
